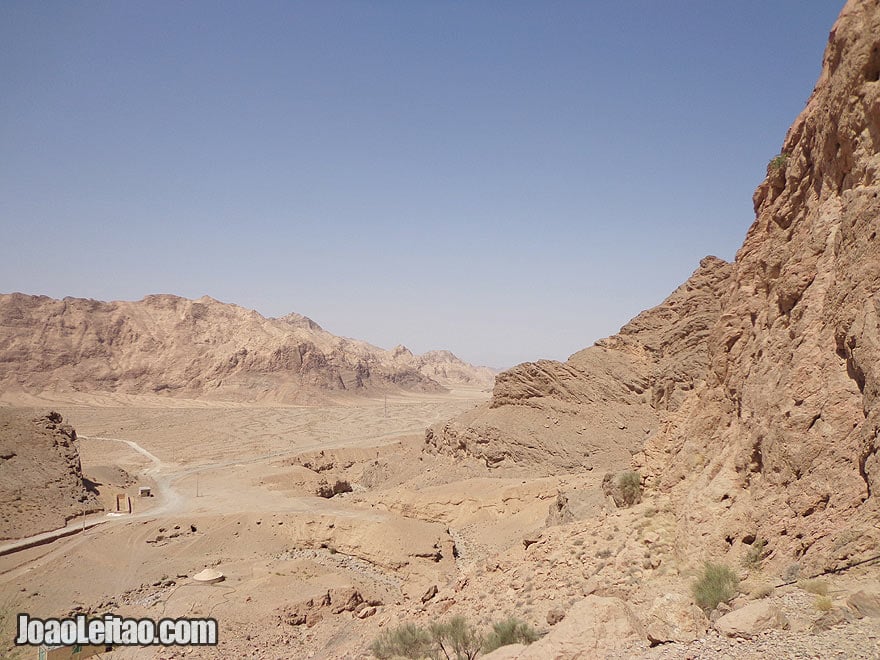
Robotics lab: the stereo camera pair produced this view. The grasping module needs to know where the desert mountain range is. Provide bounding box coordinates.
[0,292,495,403]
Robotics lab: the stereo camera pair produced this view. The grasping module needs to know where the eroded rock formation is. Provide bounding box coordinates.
[0,410,99,540]
[0,293,494,402]
[432,0,880,579]
[426,256,732,472]
[638,0,880,575]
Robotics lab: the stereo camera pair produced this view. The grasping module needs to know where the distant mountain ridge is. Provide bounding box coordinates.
[0,293,495,403]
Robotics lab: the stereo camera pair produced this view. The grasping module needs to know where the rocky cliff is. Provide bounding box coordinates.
[0,410,99,540]
[426,256,732,472]
[432,0,880,577]
[637,0,880,576]
[0,293,494,403]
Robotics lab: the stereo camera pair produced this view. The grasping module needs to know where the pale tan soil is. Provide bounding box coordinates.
[0,388,512,659]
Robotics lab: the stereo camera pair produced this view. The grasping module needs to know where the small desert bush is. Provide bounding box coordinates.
[749,583,774,600]
[618,471,642,506]
[692,562,739,612]
[371,615,536,659]
[769,153,789,171]
[814,595,833,612]
[370,622,433,659]
[798,578,829,596]
[482,617,539,654]
[430,616,482,660]
[741,539,766,569]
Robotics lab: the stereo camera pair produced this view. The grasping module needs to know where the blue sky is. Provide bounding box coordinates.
[0,1,843,368]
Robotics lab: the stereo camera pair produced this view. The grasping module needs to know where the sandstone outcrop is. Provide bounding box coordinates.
[0,293,494,402]
[714,601,790,639]
[847,588,880,618]
[411,349,496,388]
[426,256,731,472]
[636,0,880,575]
[645,592,710,644]
[0,410,99,540]
[485,596,647,659]
[432,0,880,581]
[278,587,380,628]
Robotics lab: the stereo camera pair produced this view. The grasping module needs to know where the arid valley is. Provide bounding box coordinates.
[3,1,880,659]
[0,386,507,658]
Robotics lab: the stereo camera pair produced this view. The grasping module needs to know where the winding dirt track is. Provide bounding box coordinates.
[0,388,488,566]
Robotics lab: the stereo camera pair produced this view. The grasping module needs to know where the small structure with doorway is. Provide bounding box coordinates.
[38,643,112,659]
[138,486,152,498]
[114,493,131,513]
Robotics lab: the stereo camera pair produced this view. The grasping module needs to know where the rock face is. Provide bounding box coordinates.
[485,596,646,659]
[433,0,880,579]
[0,410,99,540]
[426,256,731,472]
[645,593,709,644]
[0,293,494,403]
[636,0,880,574]
[413,349,497,389]
[847,588,880,617]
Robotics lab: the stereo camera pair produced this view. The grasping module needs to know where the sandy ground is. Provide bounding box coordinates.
[0,388,506,659]
[4,389,879,659]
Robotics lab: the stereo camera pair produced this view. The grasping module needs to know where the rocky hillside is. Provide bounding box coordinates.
[0,293,494,403]
[426,255,732,472]
[637,0,880,577]
[432,0,880,578]
[394,346,497,389]
[0,410,99,540]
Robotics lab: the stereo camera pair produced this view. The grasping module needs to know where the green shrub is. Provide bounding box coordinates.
[692,562,739,612]
[371,615,540,659]
[482,617,539,654]
[617,471,642,506]
[769,153,789,171]
[370,622,434,659]
[430,616,482,660]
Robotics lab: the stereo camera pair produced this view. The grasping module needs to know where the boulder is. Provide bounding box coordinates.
[847,589,880,618]
[329,587,363,614]
[714,601,789,638]
[546,608,566,626]
[645,593,709,644]
[498,596,646,658]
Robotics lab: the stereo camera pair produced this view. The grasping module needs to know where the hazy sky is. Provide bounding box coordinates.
[0,2,843,369]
